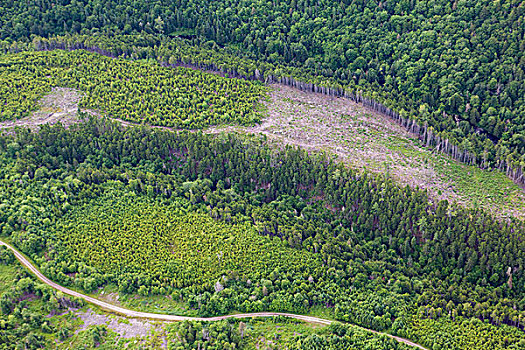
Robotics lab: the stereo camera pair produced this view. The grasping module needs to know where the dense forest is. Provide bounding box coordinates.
[0,117,523,348]
[167,318,417,350]
[0,0,524,184]
[0,249,421,350]
[1,0,525,348]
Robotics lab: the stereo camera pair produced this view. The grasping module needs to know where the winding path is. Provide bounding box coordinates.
[0,239,428,349]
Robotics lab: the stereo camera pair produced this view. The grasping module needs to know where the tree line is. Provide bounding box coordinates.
[0,49,266,128]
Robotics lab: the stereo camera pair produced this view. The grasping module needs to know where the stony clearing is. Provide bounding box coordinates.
[75,308,155,339]
[0,87,85,130]
[72,308,169,348]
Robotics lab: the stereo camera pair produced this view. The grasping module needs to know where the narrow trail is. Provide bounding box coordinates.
[0,239,429,349]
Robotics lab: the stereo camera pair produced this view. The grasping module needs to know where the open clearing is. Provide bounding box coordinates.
[211,84,525,219]
[1,84,523,219]
[75,308,156,339]
[0,87,84,130]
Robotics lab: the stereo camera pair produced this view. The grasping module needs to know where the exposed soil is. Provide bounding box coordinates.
[209,86,454,196]
[99,290,122,306]
[2,84,523,218]
[75,308,155,339]
[209,84,525,219]
[0,87,84,130]
[1,207,429,350]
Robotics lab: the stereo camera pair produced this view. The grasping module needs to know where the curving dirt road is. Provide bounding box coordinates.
[0,239,428,349]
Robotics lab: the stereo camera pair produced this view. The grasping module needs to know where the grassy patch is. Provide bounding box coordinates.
[56,193,322,290]
[0,263,18,294]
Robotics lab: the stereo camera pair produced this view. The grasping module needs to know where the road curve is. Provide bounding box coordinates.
[0,239,428,349]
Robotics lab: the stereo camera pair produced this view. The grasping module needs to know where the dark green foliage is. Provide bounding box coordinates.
[290,322,413,350]
[167,320,241,350]
[404,316,525,350]
[165,320,417,350]
[0,1,524,346]
[0,246,14,265]
[1,0,524,178]
[0,267,82,349]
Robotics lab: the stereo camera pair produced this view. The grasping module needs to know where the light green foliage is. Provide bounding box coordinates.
[167,320,241,349]
[0,118,523,349]
[289,322,415,350]
[56,194,321,289]
[0,1,524,347]
[166,319,418,350]
[406,317,525,350]
[0,258,85,349]
[0,50,266,128]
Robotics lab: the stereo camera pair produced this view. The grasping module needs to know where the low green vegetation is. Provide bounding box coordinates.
[57,194,321,291]
[0,50,266,128]
[167,319,417,349]
[434,156,525,217]
[1,1,524,347]
[7,29,525,183]
[404,316,525,350]
[2,245,419,350]
[0,246,86,349]
[372,125,525,218]
[4,0,525,170]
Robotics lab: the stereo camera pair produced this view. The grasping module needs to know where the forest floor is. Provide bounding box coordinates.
[1,84,524,219]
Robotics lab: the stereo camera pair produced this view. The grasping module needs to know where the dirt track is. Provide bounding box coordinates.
[0,239,428,349]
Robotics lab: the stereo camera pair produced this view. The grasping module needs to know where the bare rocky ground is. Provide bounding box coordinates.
[0,87,84,130]
[211,84,451,197]
[74,308,168,348]
[210,84,525,218]
[75,308,155,339]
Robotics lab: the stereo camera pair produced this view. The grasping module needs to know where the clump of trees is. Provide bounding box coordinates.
[403,316,525,350]
[165,320,417,350]
[0,259,83,349]
[291,322,414,350]
[167,320,242,350]
[1,0,524,183]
